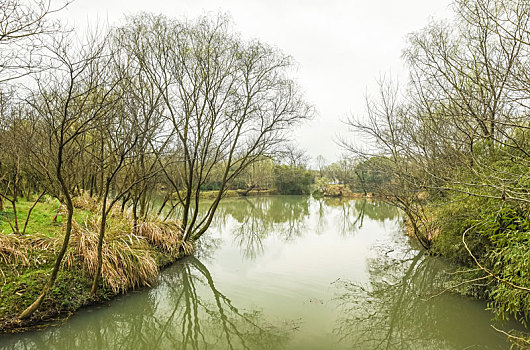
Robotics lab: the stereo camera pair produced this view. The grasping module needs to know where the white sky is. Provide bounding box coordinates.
[55,0,453,165]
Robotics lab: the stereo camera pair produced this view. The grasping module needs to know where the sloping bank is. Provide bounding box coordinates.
[0,197,187,333]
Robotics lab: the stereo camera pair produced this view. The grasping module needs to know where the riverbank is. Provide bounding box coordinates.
[399,195,530,347]
[0,195,185,333]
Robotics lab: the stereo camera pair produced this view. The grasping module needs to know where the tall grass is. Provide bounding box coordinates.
[61,206,184,293]
[0,233,54,266]
[63,217,158,293]
[0,234,29,266]
[136,219,183,256]
[2,194,185,294]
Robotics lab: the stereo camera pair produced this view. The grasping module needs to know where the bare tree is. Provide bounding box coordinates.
[0,0,67,83]
[18,29,118,319]
[117,14,312,246]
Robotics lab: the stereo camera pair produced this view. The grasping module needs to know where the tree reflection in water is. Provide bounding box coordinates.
[214,196,311,260]
[0,257,295,350]
[215,196,400,260]
[322,198,400,236]
[332,237,516,350]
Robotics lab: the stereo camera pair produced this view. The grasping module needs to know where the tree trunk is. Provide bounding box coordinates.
[19,198,73,319]
[91,195,108,295]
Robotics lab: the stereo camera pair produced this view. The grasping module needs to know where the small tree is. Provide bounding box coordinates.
[19,30,117,319]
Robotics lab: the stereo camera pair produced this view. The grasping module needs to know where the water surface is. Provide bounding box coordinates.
[0,196,523,349]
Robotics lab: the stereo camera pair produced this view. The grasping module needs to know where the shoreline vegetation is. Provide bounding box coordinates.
[1,191,298,333]
[0,194,186,333]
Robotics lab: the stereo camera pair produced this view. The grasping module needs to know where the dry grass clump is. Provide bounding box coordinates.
[64,216,159,293]
[136,219,183,256]
[0,234,29,266]
[0,233,55,267]
[72,192,100,212]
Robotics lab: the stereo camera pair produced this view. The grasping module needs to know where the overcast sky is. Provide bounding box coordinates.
[55,0,453,165]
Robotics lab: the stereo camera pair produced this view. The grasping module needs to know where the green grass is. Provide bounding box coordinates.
[0,198,92,236]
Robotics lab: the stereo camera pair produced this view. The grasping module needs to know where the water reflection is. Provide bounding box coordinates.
[0,257,295,350]
[212,197,311,259]
[333,238,516,349]
[322,198,400,233]
[1,196,518,350]
[214,197,399,259]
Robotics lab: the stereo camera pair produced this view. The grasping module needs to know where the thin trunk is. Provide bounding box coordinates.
[19,199,73,319]
[157,194,170,217]
[21,190,46,235]
[19,146,73,319]
[121,193,130,213]
[91,190,109,295]
[10,199,20,234]
[132,197,139,235]
[404,208,430,250]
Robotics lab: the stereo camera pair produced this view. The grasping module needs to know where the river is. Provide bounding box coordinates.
[0,196,524,349]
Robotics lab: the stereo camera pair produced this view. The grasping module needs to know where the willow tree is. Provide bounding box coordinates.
[117,14,312,246]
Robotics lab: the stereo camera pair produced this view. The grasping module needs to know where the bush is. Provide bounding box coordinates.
[273,165,313,195]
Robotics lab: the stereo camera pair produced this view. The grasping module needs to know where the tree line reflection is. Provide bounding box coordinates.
[0,257,296,350]
[211,196,399,260]
[332,239,519,349]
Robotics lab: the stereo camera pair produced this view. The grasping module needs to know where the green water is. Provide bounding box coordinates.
[0,196,525,349]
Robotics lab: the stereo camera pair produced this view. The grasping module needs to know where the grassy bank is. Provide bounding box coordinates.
[0,195,185,333]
